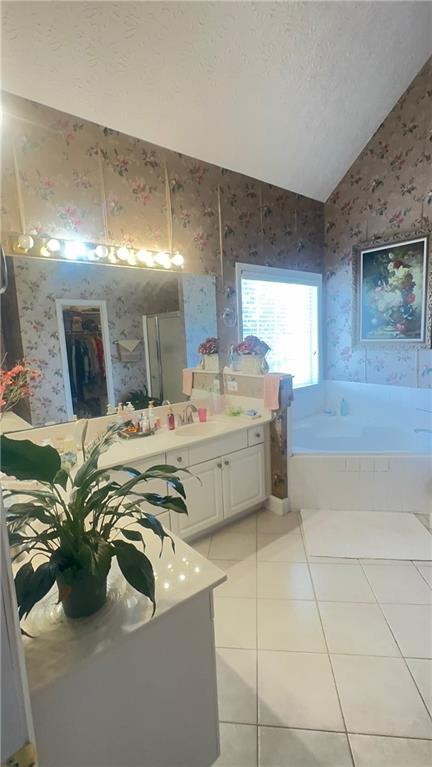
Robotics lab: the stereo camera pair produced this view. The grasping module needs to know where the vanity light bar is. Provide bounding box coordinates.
[7,233,185,271]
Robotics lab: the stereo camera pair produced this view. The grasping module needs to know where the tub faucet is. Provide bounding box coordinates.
[178,403,198,425]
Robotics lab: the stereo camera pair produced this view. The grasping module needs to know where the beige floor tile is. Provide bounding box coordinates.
[257,562,314,600]
[257,531,307,562]
[216,648,257,724]
[225,512,257,534]
[310,564,375,603]
[189,534,212,558]
[259,727,352,767]
[349,733,432,767]
[209,529,257,560]
[332,654,432,738]
[363,564,432,604]
[406,658,432,715]
[308,556,359,565]
[258,599,326,652]
[214,597,257,649]
[211,557,257,599]
[415,564,432,588]
[257,509,301,534]
[319,602,400,656]
[258,650,344,731]
[214,723,257,767]
[381,604,432,658]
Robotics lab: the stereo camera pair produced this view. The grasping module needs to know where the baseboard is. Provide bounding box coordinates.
[265,495,291,516]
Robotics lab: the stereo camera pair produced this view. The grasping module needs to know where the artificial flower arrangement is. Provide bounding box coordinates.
[234,335,270,356]
[2,421,188,621]
[0,358,41,413]
[198,337,219,355]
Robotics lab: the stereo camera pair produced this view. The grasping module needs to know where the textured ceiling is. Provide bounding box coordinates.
[1,2,431,201]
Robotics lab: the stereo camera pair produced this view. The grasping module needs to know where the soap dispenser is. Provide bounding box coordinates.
[340,398,349,417]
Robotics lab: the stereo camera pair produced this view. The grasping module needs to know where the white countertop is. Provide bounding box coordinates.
[98,413,270,469]
[22,532,226,694]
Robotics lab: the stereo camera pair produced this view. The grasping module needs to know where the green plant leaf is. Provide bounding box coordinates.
[53,468,69,490]
[14,562,35,605]
[7,502,57,527]
[113,540,156,614]
[133,493,188,515]
[17,562,56,619]
[135,514,175,554]
[0,435,61,483]
[120,528,144,544]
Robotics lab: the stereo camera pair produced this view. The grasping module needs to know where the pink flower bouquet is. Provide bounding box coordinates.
[234,335,270,356]
[198,337,219,355]
[0,359,41,412]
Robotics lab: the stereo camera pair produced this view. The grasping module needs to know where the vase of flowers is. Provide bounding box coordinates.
[234,335,270,375]
[2,421,188,621]
[0,358,41,416]
[198,337,219,372]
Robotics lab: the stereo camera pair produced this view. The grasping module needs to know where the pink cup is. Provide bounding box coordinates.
[198,407,207,423]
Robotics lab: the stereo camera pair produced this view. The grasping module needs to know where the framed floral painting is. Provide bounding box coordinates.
[358,236,429,343]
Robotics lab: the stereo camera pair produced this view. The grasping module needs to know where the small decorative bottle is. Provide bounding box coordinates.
[167,407,175,431]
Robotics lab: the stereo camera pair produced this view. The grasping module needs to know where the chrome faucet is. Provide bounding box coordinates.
[178,403,198,425]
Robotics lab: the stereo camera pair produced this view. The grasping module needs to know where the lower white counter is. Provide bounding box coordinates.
[22,534,226,767]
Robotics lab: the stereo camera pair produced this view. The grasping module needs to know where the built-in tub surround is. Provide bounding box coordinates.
[289,380,432,514]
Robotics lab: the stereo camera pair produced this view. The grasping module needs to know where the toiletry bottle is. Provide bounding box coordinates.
[340,398,349,417]
[167,406,175,431]
[212,377,223,415]
[148,400,154,430]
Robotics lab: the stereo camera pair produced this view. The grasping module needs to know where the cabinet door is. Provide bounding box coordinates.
[223,444,266,518]
[170,459,223,539]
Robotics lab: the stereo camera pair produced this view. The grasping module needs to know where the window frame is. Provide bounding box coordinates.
[235,262,323,389]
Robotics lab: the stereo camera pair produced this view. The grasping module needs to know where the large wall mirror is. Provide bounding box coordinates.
[1,257,217,429]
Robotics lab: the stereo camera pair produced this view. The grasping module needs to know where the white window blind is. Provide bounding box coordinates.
[238,267,320,388]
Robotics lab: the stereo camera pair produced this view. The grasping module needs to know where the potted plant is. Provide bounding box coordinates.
[1,421,188,621]
[0,358,41,417]
[234,335,270,374]
[198,337,219,372]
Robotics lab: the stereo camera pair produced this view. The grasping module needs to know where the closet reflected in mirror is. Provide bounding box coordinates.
[57,300,114,420]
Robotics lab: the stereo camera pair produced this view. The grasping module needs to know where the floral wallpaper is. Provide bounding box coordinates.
[0,90,324,367]
[324,57,432,388]
[13,258,181,424]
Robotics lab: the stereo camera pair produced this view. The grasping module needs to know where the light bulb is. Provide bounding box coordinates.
[172,252,184,267]
[155,251,171,269]
[95,245,109,259]
[40,246,51,257]
[64,241,88,260]
[117,246,130,261]
[46,238,61,253]
[17,234,34,251]
[108,248,117,263]
[127,253,137,266]
[137,249,154,267]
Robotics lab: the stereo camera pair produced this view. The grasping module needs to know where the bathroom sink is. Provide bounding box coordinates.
[174,421,226,438]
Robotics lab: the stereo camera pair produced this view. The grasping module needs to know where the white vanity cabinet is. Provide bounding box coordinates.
[170,442,266,540]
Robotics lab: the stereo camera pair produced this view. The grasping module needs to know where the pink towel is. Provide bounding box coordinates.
[182,368,194,396]
[264,373,284,410]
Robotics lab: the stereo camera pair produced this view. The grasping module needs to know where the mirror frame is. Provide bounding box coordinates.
[55,298,115,420]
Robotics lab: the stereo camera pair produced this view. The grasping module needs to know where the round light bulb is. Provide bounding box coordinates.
[108,248,117,263]
[64,241,88,260]
[46,238,61,253]
[17,234,34,251]
[137,249,155,267]
[117,246,130,261]
[171,252,184,267]
[127,253,137,266]
[155,251,171,269]
[95,244,109,259]
[40,245,51,258]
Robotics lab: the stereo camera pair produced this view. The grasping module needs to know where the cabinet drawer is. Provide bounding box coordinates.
[247,425,264,446]
[188,430,248,465]
[166,448,189,469]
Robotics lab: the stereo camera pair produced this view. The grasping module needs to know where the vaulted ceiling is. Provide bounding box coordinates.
[2,1,431,201]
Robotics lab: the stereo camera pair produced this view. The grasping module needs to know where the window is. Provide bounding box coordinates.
[236,264,321,388]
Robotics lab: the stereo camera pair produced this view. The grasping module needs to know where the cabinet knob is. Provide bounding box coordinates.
[177,457,183,463]
[255,432,261,438]
[217,462,222,469]
[224,460,229,466]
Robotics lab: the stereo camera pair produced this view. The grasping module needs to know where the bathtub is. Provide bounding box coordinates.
[289,411,432,514]
[293,414,432,454]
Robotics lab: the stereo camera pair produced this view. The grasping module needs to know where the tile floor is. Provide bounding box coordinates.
[191,509,432,767]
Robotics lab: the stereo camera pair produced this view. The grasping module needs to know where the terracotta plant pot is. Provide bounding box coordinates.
[57,571,108,619]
